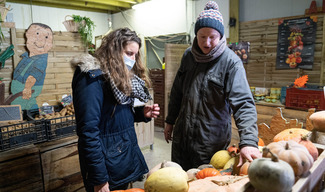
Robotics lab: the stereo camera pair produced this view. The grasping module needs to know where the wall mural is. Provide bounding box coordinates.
[10,23,53,110]
[276,16,317,69]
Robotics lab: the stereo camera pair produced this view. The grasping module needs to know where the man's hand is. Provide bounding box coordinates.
[164,123,173,143]
[237,146,262,167]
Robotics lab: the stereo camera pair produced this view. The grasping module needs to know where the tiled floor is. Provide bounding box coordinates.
[132,126,171,188]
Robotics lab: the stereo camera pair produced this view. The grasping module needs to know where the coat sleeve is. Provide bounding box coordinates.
[226,59,259,149]
[72,69,109,186]
[134,105,151,123]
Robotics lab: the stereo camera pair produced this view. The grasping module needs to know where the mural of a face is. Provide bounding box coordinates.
[26,24,53,57]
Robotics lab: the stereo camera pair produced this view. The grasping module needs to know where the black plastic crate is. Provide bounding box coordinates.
[46,115,76,140]
[0,119,47,151]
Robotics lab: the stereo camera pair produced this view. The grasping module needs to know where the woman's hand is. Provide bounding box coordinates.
[164,123,173,143]
[94,182,109,192]
[237,146,262,167]
[144,103,160,118]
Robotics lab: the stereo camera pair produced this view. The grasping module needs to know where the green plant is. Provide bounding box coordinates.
[71,15,95,52]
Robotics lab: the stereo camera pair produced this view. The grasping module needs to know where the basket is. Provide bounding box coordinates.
[0,119,47,151]
[0,4,10,22]
[63,15,81,32]
[285,87,325,111]
[46,115,76,140]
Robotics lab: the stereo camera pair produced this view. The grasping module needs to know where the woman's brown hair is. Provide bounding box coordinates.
[94,27,151,95]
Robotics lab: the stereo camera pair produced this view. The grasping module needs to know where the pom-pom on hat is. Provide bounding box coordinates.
[194,1,224,37]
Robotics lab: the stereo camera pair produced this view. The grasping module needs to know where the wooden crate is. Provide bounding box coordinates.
[0,146,43,192]
[150,69,165,128]
[242,143,325,192]
[39,137,83,192]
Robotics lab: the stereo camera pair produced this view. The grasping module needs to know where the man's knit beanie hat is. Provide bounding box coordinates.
[194,1,224,36]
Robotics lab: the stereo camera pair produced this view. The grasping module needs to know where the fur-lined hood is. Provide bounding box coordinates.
[70,53,101,72]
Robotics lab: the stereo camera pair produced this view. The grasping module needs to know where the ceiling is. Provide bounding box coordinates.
[6,0,150,13]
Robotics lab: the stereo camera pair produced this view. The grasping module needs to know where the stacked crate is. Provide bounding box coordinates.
[150,69,165,128]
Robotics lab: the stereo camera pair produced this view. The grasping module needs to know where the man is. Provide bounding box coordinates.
[164,1,261,170]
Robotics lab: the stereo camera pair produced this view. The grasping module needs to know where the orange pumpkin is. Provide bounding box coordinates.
[227,144,239,154]
[273,128,310,142]
[218,168,232,175]
[239,161,251,175]
[299,134,318,161]
[126,188,145,192]
[112,189,144,192]
[196,168,221,179]
[258,137,265,146]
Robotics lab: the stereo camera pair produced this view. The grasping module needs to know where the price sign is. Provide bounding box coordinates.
[39,105,54,116]
[61,95,72,107]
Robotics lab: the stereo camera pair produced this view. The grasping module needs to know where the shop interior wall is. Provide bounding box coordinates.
[6,2,111,44]
[0,27,85,106]
[239,0,322,22]
[240,14,325,88]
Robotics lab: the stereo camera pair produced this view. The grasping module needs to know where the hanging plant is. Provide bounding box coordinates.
[71,15,95,53]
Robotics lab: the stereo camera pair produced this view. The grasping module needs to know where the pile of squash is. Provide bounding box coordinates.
[248,128,318,192]
[141,128,319,192]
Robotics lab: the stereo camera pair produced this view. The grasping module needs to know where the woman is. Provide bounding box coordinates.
[72,28,160,192]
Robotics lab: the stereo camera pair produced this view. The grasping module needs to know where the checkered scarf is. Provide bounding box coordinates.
[107,71,152,105]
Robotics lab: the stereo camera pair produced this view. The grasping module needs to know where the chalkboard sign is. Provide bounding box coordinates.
[61,95,72,107]
[0,105,22,122]
[39,105,54,116]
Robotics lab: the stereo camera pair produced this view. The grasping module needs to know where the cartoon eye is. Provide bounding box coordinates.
[36,32,39,35]
[45,36,48,39]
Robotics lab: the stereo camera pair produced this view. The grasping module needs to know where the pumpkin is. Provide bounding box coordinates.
[196,168,220,179]
[210,150,232,169]
[248,148,295,192]
[227,144,239,154]
[223,156,236,170]
[197,164,214,170]
[186,168,200,180]
[188,175,249,192]
[147,160,182,178]
[125,189,145,192]
[265,140,314,177]
[273,128,310,142]
[309,110,325,131]
[239,161,251,176]
[219,168,232,175]
[298,134,318,161]
[112,189,145,192]
[258,137,265,146]
[145,167,188,192]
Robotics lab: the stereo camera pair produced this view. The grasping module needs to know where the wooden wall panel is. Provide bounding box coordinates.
[240,15,325,88]
[40,139,83,192]
[0,28,14,99]
[164,44,189,121]
[1,28,86,107]
[0,146,43,192]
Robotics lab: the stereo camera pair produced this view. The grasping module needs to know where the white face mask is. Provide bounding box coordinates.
[123,55,136,70]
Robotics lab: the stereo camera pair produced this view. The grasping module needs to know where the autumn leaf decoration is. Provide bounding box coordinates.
[294,75,308,88]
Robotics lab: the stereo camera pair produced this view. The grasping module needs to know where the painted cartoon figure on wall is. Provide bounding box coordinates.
[10,23,53,110]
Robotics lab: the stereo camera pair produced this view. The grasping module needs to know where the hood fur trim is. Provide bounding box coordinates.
[70,54,101,72]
